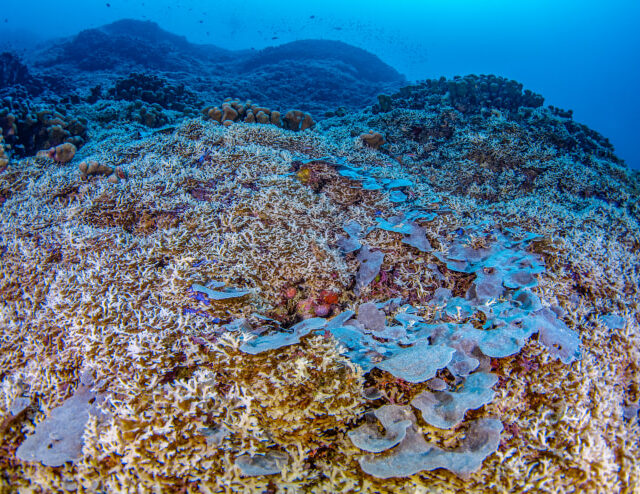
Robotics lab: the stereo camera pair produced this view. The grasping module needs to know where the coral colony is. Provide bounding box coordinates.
[1,20,639,494]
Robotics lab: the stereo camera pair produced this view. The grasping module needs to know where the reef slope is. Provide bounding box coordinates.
[0,74,639,492]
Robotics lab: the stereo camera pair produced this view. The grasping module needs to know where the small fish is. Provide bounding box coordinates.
[310,15,315,19]
[106,2,110,6]
[272,36,279,40]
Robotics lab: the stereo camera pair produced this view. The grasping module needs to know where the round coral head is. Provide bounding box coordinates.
[321,290,339,305]
[314,304,331,317]
[284,287,297,299]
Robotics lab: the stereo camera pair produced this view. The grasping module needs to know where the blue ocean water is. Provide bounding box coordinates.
[1,0,638,168]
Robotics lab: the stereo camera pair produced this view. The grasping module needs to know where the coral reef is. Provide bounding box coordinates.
[78,160,126,183]
[26,20,405,120]
[0,53,42,94]
[203,98,314,131]
[320,79,630,208]
[37,142,77,163]
[108,72,202,114]
[0,130,8,170]
[361,130,385,149]
[372,74,545,114]
[239,40,405,84]
[32,19,234,72]
[0,20,638,492]
[124,100,170,128]
[0,107,638,492]
[0,98,88,159]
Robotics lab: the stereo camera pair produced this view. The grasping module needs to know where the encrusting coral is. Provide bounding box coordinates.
[0,93,639,493]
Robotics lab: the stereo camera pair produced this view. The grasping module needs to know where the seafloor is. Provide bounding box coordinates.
[1,20,640,494]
